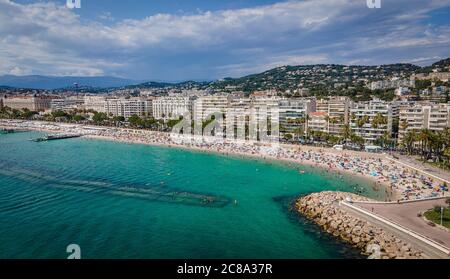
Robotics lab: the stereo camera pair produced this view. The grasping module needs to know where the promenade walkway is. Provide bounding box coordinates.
[342,198,450,258]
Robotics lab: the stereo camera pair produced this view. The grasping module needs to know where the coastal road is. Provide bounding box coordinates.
[354,199,450,258]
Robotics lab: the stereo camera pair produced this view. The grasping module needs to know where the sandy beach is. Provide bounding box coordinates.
[2,119,449,201]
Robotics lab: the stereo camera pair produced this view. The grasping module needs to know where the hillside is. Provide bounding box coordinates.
[207,63,420,94]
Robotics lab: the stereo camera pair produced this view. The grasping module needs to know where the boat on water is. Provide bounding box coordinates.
[31,134,82,142]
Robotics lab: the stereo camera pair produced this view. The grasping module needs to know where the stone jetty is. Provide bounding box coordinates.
[296,191,425,259]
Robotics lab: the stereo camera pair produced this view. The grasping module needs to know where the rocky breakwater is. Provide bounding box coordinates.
[296,191,425,259]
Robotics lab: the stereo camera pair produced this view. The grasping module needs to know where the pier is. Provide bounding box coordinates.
[31,134,83,142]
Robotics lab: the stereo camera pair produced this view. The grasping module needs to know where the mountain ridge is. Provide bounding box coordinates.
[1,57,449,91]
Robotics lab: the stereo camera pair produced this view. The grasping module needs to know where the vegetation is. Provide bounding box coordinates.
[399,128,450,169]
[424,206,450,229]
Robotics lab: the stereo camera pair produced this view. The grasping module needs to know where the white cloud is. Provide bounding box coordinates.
[217,54,329,77]
[8,66,31,76]
[0,0,449,79]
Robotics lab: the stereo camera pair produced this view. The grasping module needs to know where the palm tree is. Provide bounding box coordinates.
[372,113,387,129]
[304,114,310,138]
[357,115,369,128]
[350,133,365,148]
[342,124,351,142]
[402,130,417,155]
[418,129,432,160]
[400,119,408,132]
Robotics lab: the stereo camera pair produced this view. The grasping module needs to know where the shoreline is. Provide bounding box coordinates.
[2,119,449,202]
[88,134,391,198]
[20,125,394,201]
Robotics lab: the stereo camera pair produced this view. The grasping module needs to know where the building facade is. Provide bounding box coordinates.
[315,96,352,136]
[308,111,328,133]
[152,96,193,120]
[2,95,52,111]
[399,103,450,140]
[278,98,315,138]
[106,97,152,119]
[83,96,107,113]
[350,99,398,143]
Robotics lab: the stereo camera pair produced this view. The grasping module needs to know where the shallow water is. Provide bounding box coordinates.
[0,131,385,258]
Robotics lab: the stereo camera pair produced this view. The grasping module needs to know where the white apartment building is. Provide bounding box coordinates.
[51,97,84,111]
[308,111,328,133]
[350,99,398,143]
[399,103,450,140]
[152,96,193,120]
[83,96,107,113]
[106,97,152,119]
[250,96,280,125]
[83,96,151,119]
[279,98,316,138]
[192,95,232,137]
[193,95,231,124]
[316,96,352,136]
[370,79,415,90]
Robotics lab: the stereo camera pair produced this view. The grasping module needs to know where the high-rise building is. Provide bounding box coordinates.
[350,99,398,143]
[152,96,193,120]
[399,103,450,140]
[106,97,152,119]
[193,95,231,124]
[316,96,352,136]
[278,98,315,138]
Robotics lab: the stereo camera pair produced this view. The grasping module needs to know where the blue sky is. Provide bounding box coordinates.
[1,0,450,81]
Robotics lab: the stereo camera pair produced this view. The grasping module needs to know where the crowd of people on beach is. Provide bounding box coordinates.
[2,120,448,201]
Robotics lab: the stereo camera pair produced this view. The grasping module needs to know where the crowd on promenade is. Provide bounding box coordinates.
[1,120,448,201]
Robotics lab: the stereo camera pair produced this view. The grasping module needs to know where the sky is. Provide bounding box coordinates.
[1,0,450,81]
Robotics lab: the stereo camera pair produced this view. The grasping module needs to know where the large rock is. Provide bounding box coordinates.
[295,191,425,259]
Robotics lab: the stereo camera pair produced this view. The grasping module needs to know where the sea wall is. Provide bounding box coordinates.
[296,191,425,259]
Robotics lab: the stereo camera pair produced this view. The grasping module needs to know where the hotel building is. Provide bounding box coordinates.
[1,95,52,111]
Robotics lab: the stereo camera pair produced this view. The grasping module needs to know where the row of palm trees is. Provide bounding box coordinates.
[282,112,390,146]
[400,127,450,168]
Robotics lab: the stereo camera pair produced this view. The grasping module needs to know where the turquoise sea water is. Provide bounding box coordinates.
[0,131,385,259]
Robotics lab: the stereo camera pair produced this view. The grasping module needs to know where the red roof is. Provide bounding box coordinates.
[309,112,327,117]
